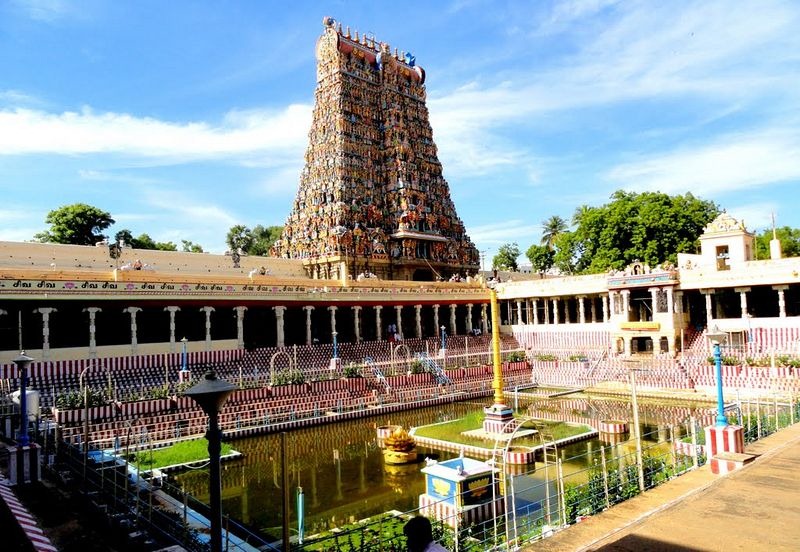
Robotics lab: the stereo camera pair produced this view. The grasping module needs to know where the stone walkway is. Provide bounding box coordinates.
[527,422,800,551]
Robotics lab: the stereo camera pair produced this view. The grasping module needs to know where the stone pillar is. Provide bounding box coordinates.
[328,306,338,336]
[83,307,102,358]
[734,287,749,319]
[394,305,403,339]
[375,305,382,340]
[304,306,314,346]
[623,336,632,356]
[564,299,571,324]
[449,304,457,336]
[650,288,659,317]
[432,304,440,337]
[674,291,684,314]
[608,291,616,316]
[552,299,559,325]
[123,307,142,355]
[34,307,57,360]
[234,306,247,349]
[775,286,788,318]
[164,306,181,352]
[273,306,287,348]
[666,288,674,315]
[200,306,215,351]
[578,296,586,324]
[532,299,539,325]
[702,289,714,324]
[516,301,523,325]
[621,290,631,318]
[480,304,488,334]
[543,297,550,324]
[589,297,596,323]
[603,294,609,322]
[352,306,362,342]
[466,303,473,333]
[414,305,422,338]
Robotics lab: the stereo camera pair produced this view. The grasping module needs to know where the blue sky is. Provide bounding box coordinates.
[2,0,799,267]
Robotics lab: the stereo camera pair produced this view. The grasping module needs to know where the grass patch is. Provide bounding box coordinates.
[414,410,591,449]
[131,438,234,470]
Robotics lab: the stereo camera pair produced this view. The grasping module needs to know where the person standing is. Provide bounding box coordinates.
[403,516,448,552]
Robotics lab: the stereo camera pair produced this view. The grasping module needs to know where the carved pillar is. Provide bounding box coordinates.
[552,299,559,325]
[123,307,141,355]
[432,304,440,337]
[466,303,473,333]
[83,307,101,358]
[352,306,362,342]
[516,301,523,325]
[304,306,314,346]
[623,336,632,356]
[603,294,609,322]
[328,306,338,336]
[480,304,488,334]
[666,288,674,315]
[199,306,214,351]
[608,292,616,316]
[34,307,57,359]
[589,297,596,323]
[164,306,181,352]
[674,291,684,314]
[374,305,382,340]
[732,287,748,319]
[414,305,422,338]
[273,306,287,348]
[234,306,247,349]
[394,305,403,339]
[544,297,550,324]
[775,286,788,318]
[532,299,539,325]
[621,290,631,318]
[449,304,457,336]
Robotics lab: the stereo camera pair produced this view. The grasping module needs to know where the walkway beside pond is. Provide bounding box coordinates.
[529,421,800,551]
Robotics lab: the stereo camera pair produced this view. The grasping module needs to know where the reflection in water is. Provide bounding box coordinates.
[173,396,714,538]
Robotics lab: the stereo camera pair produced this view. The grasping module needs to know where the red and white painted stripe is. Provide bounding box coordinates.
[419,493,504,529]
[0,479,58,551]
[704,424,745,459]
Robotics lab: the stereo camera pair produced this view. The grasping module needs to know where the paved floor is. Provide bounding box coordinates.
[529,422,800,552]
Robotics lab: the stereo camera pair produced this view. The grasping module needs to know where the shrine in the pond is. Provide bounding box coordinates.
[271,16,480,281]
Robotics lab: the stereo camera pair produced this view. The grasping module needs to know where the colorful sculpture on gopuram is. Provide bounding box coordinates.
[271,16,480,282]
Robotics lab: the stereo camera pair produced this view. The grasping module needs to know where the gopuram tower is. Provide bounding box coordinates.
[272,16,480,281]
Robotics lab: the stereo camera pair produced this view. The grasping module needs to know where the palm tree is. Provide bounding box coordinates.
[541,215,567,249]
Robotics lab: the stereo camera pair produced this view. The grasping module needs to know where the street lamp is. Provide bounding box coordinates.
[185,370,235,552]
[707,326,729,427]
[12,352,33,446]
[181,337,188,371]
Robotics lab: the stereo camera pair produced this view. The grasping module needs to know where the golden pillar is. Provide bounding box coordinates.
[490,289,504,405]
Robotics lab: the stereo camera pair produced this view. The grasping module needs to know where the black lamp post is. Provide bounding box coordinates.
[185,370,235,552]
[13,352,33,446]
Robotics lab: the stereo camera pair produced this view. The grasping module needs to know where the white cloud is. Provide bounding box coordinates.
[725,202,779,234]
[468,220,542,246]
[607,129,800,196]
[11,0,71,22]
[0,104,312,165]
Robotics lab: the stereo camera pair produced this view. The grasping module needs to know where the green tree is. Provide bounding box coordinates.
[526,244,554,276]
[552,231,582,274]
[226,224,253,254]
[181,240,204,253]
[754,226,800,259]
[114,229,176,251]
[493,242,520,271]
[248,225,283,256]
[565,191,718,274]
[35,203,114,245]
[541,215,568,249]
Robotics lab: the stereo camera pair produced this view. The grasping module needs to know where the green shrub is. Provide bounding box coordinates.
[344,363,362,378]
[535,353,558,362]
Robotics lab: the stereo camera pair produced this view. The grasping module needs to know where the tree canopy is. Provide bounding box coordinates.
[114,229,177,251]
[35,203,115,245]
[493,242,520,271]
[525,244,554,276]
[541,191,718,274]
[226,224,283,256]
[755,226,800,259]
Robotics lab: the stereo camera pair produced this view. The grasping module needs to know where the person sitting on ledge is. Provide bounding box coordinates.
[133,259,143,270]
